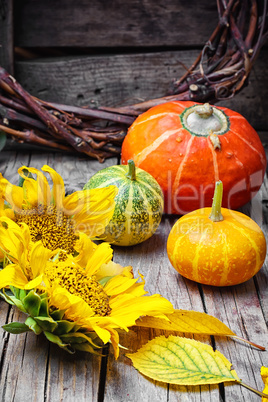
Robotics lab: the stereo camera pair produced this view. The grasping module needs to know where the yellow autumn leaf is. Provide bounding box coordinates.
[135,310,265,350]
[126,335,240,386]
[261,367,268,401]
[135,309,235,336]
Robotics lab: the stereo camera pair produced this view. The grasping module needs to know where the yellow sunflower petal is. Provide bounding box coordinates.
[95,261,133,281]
[63,190,91,216]
[0,263,29,288]
[74,232,97,268]
[17,167,39,207]
[91,324,112,345]
[104,275,141,297]
[48,284,95,322]
[0,219,30,265]
[0,176,24,211]
[71,187,118,237]
[0,222,25,261]
[42,165,65,208]
[109,327,120,359]
[29,241,55,278]
[109,293,174,328]
[0,199,15,219]
[85,242,113,276]
[18,166,52,207]
[24,274,44,290]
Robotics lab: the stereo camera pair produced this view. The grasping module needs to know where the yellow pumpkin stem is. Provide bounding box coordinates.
[209,181,223,222]
[126,159,136,181]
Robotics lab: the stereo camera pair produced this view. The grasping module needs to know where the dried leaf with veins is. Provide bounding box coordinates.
[126,336,268,398]
[135,310,265,350]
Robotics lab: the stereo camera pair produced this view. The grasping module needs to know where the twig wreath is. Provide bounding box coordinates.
[0,0,267,162]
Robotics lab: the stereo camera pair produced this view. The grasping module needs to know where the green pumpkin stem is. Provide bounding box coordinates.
[209,180,223,222]
[126,159,136,181]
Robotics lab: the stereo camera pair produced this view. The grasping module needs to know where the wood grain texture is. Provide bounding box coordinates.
[0,0,268,399]
[0,147,267,401]
[0,151,116,402]
[13,0,217,48]
[14,47,268,136]
[110,224,223,401]
[0,0,14,73]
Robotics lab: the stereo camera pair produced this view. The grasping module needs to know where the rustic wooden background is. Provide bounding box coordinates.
[0,1,268,402]
[0,0,268,141]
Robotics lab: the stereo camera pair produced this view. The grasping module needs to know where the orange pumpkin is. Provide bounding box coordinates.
[167,181,267,286]
[121,101,267,215]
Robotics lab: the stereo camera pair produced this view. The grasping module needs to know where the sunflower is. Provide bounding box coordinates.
[0,165,117,258]
[0,218,174,358]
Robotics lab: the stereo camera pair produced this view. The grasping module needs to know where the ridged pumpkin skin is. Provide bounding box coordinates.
[121,101,267,215]
[84,163,164,246]
[167,207,266,286]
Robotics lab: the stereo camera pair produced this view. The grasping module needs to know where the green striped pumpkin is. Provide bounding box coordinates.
[84,160,164,246]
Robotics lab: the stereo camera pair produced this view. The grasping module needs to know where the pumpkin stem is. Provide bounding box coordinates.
[209,180,223,222]
[126,159,136,181]
[194,103,213,118]
[182,103,229,137]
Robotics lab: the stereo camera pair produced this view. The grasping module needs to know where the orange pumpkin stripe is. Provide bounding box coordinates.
[121,101,267,214]
[172,136,195,194]
[206,137,219,182]
[230,127,267,166]
[134,128,183,165]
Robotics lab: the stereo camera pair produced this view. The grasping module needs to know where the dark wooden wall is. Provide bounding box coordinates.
[1,0,268,141]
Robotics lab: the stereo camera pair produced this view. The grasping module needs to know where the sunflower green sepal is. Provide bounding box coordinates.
[53,320,79,336]
[1,285,105,355]
[44,331,69,350]
[0,288,28,313]
[50,309,66,321]
[34,316,58,332]
[60,331,104,355]
[2,322,30,334]
[10,286,27,301]
[38,295,50,317]
[23,290,42,317]
[25,316,43,334]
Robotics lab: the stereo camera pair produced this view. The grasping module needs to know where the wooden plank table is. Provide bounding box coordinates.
[0,146,268,402]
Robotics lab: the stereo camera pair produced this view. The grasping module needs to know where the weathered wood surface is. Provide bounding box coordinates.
[14,47,268,137]
[0,0,14,74]
[0,0,268,400]
[0,148,268,402]
[13,0,218,48]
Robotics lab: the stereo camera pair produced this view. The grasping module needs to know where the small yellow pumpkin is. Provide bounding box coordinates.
[167,181,266,286]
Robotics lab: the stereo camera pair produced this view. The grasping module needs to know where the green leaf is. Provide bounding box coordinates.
[25,317,43,335]
[83,332,104,348]
[60,332,102,348]
[9,286,20,299]
[72,342,103,355]
[1,292,28,313]
[53,320,77,336]
[23,290,41,316]
[0,290,15,305]
[2,322,30,334]
[38,297,49,317]
[0,131,7,152]
[18,289,28,301]
[126,335,240,386]
[34,316,58,332]
[43,331,68,348]
[50,309,65,321]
